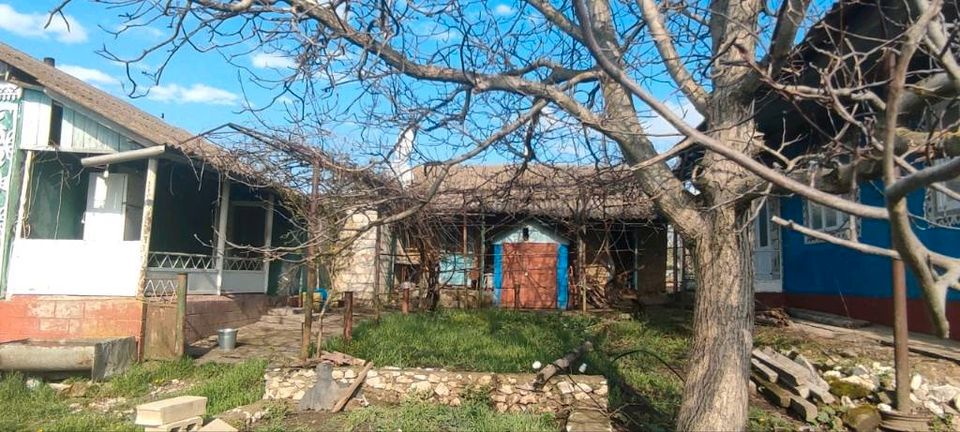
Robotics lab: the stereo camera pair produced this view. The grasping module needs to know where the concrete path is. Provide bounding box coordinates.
[188,308,364,367]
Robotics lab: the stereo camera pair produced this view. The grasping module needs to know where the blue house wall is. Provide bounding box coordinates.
[779,180,960,336]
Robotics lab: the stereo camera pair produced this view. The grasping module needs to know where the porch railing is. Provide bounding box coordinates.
[147,252,264,272]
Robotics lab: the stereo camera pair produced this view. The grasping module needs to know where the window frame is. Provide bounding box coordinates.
[803,192,858,243]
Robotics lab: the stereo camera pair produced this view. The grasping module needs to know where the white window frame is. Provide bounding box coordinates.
[803,192,858,243]
[924,158,960,225]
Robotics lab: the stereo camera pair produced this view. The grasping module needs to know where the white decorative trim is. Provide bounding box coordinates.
[924,188,960,226]
[0,83,21,102]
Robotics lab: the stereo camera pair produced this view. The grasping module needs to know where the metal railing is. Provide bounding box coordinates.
[147,251,264,272]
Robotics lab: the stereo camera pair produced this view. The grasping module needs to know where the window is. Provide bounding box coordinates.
[804,198,856,242]
[49,102,63,146]
[924,158,960,225]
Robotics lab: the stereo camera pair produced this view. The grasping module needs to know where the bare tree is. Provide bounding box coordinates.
[54,0,960,429]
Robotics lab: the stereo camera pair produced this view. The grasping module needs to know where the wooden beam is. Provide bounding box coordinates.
[214,178,230,296]
[137,157,158,294]
[262,194,274,294]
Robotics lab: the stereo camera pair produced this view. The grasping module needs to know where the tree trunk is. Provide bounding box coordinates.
[676,210,754,431]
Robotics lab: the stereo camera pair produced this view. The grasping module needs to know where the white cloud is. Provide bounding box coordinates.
[146,83,240,106]
[251,52,296,69]
[57,65,120,87]
[0,3,87,44]
[493,4,516,16]
[643,99,704,153]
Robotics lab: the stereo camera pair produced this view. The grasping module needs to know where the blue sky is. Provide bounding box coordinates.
[0,1,289,134]
[0,0,706,166]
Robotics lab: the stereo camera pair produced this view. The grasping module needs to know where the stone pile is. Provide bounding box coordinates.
[753,346,960,431]
[264,366,608,413]
[823,361,960,418]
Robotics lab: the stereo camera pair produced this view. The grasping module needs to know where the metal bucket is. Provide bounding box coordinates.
[217,328,238,351]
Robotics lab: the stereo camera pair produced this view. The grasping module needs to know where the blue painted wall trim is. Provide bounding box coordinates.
[557,244,569,310]
[782,180,960,302]
[493,244,503,306]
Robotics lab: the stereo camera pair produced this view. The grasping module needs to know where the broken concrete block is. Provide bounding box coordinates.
[144,416,204,432]
[199,419,238,432]
[135,396,207,426]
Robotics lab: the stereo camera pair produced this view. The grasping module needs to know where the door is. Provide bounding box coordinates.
[83,172,128,241]
[753,200,782,292]
[501,242,558,309]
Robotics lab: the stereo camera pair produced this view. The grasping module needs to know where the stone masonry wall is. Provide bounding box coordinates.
[264,366,608,413]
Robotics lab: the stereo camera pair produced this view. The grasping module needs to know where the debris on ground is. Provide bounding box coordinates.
[756,307,791,327]
[753,344,960,430]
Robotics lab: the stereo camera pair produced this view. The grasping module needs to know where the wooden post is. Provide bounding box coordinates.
[478,217,486,308]
[892,258,911,412]
[672,228,679,293]
[577,230,587,313]
[137,157,159,294]
[372,222,382,322]
[344,291,354,343]
[262,194,274,293]
[514,283,520,309]
[175,272,187,358]
[402,284,410,315]
[461,210,468,309]
[301,162,319,360]
[214,178,230,296]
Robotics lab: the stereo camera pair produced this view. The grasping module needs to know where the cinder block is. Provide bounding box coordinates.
[198,419,238,431]
[135,396,207,426]
[144,416,204,432]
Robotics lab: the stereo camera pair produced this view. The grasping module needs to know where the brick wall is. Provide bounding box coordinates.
[0,296,143,343]
[184,294,272,343]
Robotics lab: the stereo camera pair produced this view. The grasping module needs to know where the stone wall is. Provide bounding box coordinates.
[263,366,608,413]
[332,211,390,304]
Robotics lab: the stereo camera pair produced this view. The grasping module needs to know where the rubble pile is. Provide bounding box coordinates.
[752,346,960,431]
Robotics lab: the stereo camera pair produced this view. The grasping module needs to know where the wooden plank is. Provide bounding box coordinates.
[751,358,778,383]
[535,341,594,388]
[752,373,790,408]
[786,308,871,328]
[331,362,374,413]
[752,348,810,388]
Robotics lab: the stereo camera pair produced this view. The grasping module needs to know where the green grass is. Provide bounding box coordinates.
[0,373,137,432]
[324,309,598,372]
[343,399,556,432]
[90,358,267,414]
[0,358,267,431]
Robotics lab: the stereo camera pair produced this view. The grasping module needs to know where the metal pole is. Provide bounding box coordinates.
[892,258,911,412]
[344,291,354,343]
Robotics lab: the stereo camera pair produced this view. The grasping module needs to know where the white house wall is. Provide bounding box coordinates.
[7,239,141,296]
